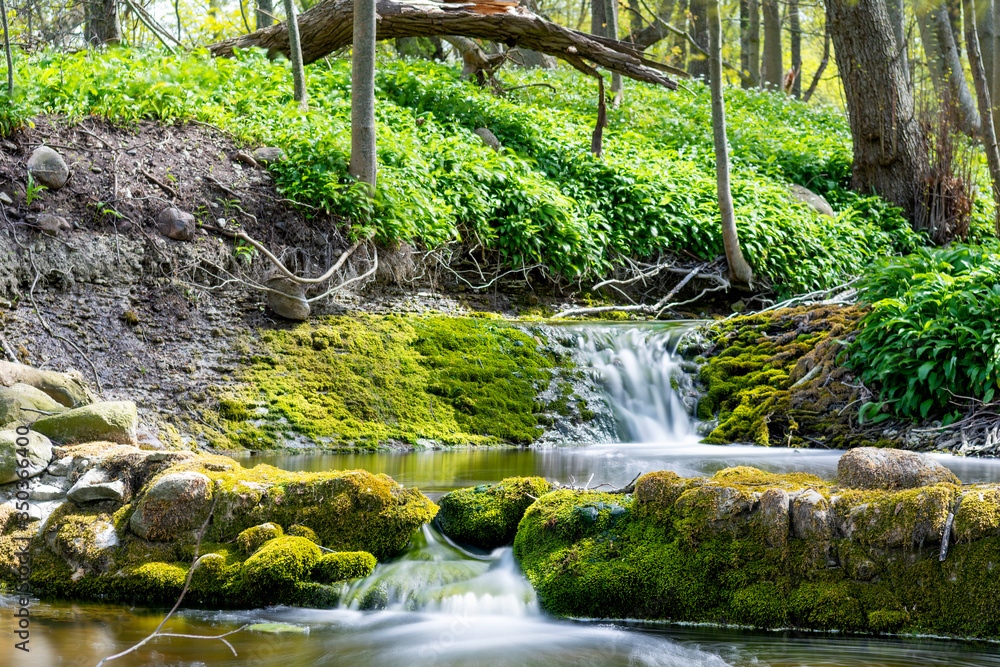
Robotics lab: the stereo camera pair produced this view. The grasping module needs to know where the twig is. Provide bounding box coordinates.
[203,174,241,200]
[306,246,378,302]
[502,83,558,93]
[553,262,713,319]
[142,169,179,199]
[78,127,116,150]
[0,332,16,362]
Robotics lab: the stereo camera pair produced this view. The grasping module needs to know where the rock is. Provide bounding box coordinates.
[156,207,196,241]
[36,214,71,237]
[241,535,321,595]
[0,361,94,408]
[252,147,286,166]
[27,146,69,190]
[32,401,138,445]
[790,489,832,540]
[130,470,213,541]
[266,276,310,320]
[46,456,72,477]
[0,429,52,484]
[788,183,835,217]
[312,551,376,583]
[29,483,67,501]
[0,192,12,205]
[237,522,284,556]
[436,477,552,549]
[0,382,67,427]
[474,128,501,152]
[838,447,959,490]
[66,468,126,503]
[757,488,790,548]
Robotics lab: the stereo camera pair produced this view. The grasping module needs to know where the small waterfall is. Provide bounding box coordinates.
[574,325,697,444]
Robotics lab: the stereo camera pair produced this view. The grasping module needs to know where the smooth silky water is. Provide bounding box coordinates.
[6,323,1000,666]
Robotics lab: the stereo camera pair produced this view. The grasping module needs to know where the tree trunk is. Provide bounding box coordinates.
[688,0,710,80]
[885,0,908,84]
[707,0,753,283]
[209,0,686,89]
[284,0,309,107]
[628,0,676,49]
[993,0,1000,133]
[827,0,926,221]
[761,0,781,89]
[788,0,801,96]
[350,0,377,188]
[918,4,981,134]
[977,0,994,87]
[802,16,829,102]
[629,0,643,34]
[85,0,121,45]
[604,0,624,101]
[739,0,749,85]
[964,0,1000,232]
[592,0,606,37]
[747,0,759,87]
[949,0,963,57]
[257,0,275,29]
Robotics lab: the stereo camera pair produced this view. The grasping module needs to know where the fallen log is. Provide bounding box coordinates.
[208,0,684,90]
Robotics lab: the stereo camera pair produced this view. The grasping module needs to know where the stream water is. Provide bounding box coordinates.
[6,323,1000,666]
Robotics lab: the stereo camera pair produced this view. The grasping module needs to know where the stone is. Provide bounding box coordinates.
[0,429,52,484]
[27,146,69,190]
[67,468,125,503]
[252,147,286,166]
[757,488,790,548]
[0,361,94,408]
[838,447,959,490]
[156,207,196,241]
[36,214,71,237]
[266,276,310,320]
[0,192,13,205]
[0,382,67,427]
[788,184,835,217]
[46,456,73,477]
[790,489,832,540]
[32,401,138,445]
[130,470,213,541]
[29,483,67,501]
[474,128,501,152]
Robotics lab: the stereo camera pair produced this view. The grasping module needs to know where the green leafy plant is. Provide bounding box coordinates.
[24,172,45,205]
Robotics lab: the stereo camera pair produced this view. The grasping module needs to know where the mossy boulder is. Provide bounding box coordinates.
[241,536,321,597]
[837,447,959,490]
[32,401,138,445]
[0,428,52,484]
[0,361,94,408]
[312,551,376,583]
[436,476,552,549]
[237,523,284,556]
[129,470,214,542]
[513,467,1000,639]
[0,383,66,427]
[287,524,320,544]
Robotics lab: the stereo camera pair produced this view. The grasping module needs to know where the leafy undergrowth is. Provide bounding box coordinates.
[849,245,1000,424]
[0,48,929,294]
[211,314,585,449]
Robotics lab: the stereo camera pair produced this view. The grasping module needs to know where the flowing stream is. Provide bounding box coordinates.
[6,323,1000,666]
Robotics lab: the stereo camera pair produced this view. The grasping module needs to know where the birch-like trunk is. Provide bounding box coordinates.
[284,0,309,108]
[350,0,377,188]
[964,0,1000,232]
[604,0,624,102]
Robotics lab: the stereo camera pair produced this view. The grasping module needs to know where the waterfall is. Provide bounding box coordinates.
[573,325,697,444]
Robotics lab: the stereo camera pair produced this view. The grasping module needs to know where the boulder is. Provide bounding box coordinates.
[156,207,196,241]
[0,382,66,427]
[252,147,286,166]
[66,468,126,504]
[266,276,310,320]
[312,551,376,583]
[237,522,284,556]
[838,447,959,490]
[31,401,138,444]
[36,213,72,237]
[474,127,501,152]
[757,487,790,548]
[241,535,321,595]
[0,429,52,484]
[27,146,69,190]
[130,470,213,541]
[0,361,94,408]
[788,184,835,217]
[790,489,832,540]
[436,477,552,549]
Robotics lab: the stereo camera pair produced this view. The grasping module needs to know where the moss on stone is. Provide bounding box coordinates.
[237,522,284,556]
[287,524,320,544]
[953,487,1000,542]
[312,551,377,583]
[241,535,321,598]
[436,476,553,549]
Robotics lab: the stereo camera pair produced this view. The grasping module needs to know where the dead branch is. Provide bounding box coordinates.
[142,169,178,199]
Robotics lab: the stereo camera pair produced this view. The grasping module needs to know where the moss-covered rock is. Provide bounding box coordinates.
[513,466,1000,639]
[287,524,320,544]
[0,383,66,427]
[838,447,959,489]
[237,522,284,556]
[312,551,376,583]
[0,428,52,484]
[241,535,321,597]
[436,476,553,549]
[32,401,138,445]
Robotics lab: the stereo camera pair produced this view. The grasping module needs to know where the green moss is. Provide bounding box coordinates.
[868,609,911,634]
[112,562,189,603]
[953,488,1000,542]
[730,582,789,628]
[287,524,321,544]
[790,582,866,631]
[241,536,321,598]
[219,315,574,450]
[312,551,377,583]
[436,476,553,549]
[237,522,284,556]
[833,484,955,548]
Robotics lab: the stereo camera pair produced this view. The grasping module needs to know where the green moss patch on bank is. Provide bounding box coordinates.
[693,305,890,448]
[208,314,584,450]
[512,468,1000,639]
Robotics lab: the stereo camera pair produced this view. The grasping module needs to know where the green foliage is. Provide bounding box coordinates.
[848,246,1000,422]
[1,48,921,294]
[312,551,377,583]
[436,476,553,549]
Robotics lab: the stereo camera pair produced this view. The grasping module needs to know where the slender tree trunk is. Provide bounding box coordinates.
[949,0,964,57]
[802,17,829,102]
[258,0,275,28]
[747,0,759,87]
[993,0,1000,133]
[284,0,308,107]
[688,0,710,80]
[707,0,753,283]
[964,0,1000,232]
[628,0,677,49]
[350,0,377,188]
[761,0,781,89]
[85,0,121,45]
[827,0,926,222]
[789,0,801,96]
[739,0,749,87]
[918,3,981,134]
[604,0,624,101]
[674,0,689,68]
[978,0,994,87]
[592,0,606,37]
[1,0,12,95]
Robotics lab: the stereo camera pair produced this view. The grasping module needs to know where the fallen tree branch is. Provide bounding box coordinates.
[142,169,178,199]
[552,262,713,319]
